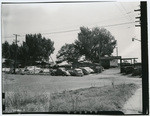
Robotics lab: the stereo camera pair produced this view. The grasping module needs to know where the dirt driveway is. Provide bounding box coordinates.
[3,68,142,94]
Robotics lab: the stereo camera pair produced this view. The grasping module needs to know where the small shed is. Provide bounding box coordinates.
[100,56,121,69]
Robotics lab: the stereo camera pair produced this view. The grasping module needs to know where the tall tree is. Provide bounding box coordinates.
[2,33,55,67]
[57,43,81,63]
[17,42,29,66]
[75,27,116,63]
[25,33,55,65]
[2,41,10,58]
[9,42,18,61]
[2,41,18,69]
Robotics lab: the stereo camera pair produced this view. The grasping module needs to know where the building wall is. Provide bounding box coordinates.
[110,59,118,67]
[101,60,110,69]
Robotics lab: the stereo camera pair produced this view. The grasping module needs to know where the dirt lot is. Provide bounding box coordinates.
[3,68,142,94]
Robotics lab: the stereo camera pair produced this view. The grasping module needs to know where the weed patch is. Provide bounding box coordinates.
[4,83,139,113]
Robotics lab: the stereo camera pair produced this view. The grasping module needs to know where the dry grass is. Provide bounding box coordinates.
[5,91,50,112]
[4,83,139,113]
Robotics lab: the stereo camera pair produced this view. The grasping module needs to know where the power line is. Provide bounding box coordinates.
[89,14,135,26]
[3,21,136,38]
[101,21,135,28]
[114,3,125,15]
[114,2,131,21]
[119,2,132,21]
[39,21,135,34]
[3,11,136,39]
[41,21,136,35]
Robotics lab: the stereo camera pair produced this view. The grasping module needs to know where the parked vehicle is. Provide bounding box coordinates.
[16,68,23,74]
[83,67,94,73]
[95,66,103,73]
[74,68,84,76]
[68,70,76,76]
[50,69,57,76]
[42,68,50,74]
[50,68,70,76]
[80,67,90,75]
[124,66,134,74]
[132,67,142,76]
[24,66,42,74]
[58,68,70,76]
[2,68,10,73]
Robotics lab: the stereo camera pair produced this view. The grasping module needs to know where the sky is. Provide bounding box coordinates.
[1,1,141,62]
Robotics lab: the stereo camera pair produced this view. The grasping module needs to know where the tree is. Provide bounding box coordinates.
[56,43,81,63]
[2,33,55,67]
[2,41,18,69]
[75,27,116,63]
[2,41,10,58]
[17,42,29,67]
[24,33,55,65]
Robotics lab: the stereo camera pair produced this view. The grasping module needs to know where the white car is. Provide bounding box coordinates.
[2,68,10,72]
[58,68,71,76]
[24,66,42,74]
[83,67,94,73]
[43,68,50,73]
[74,68,84,76]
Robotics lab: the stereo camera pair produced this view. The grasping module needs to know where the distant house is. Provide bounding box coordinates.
[100,56,121,69]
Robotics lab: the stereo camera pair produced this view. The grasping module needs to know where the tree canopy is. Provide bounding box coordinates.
[24,34,55,65]
[56,43,81,63]
[2,41,10,59]
[57,27,116,63]
[75,27,116,63]
[2,33,55,67]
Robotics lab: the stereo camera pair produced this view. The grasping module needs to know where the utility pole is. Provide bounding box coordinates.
[134,6,141,27]
[13,34,20,74]
[99,40,101,65]
[140,2,148,114]
[135,2,148,114]
[116,41,118,56]
[116,46,118,56]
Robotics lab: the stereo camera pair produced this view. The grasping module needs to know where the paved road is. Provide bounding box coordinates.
[3,68,142,94]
